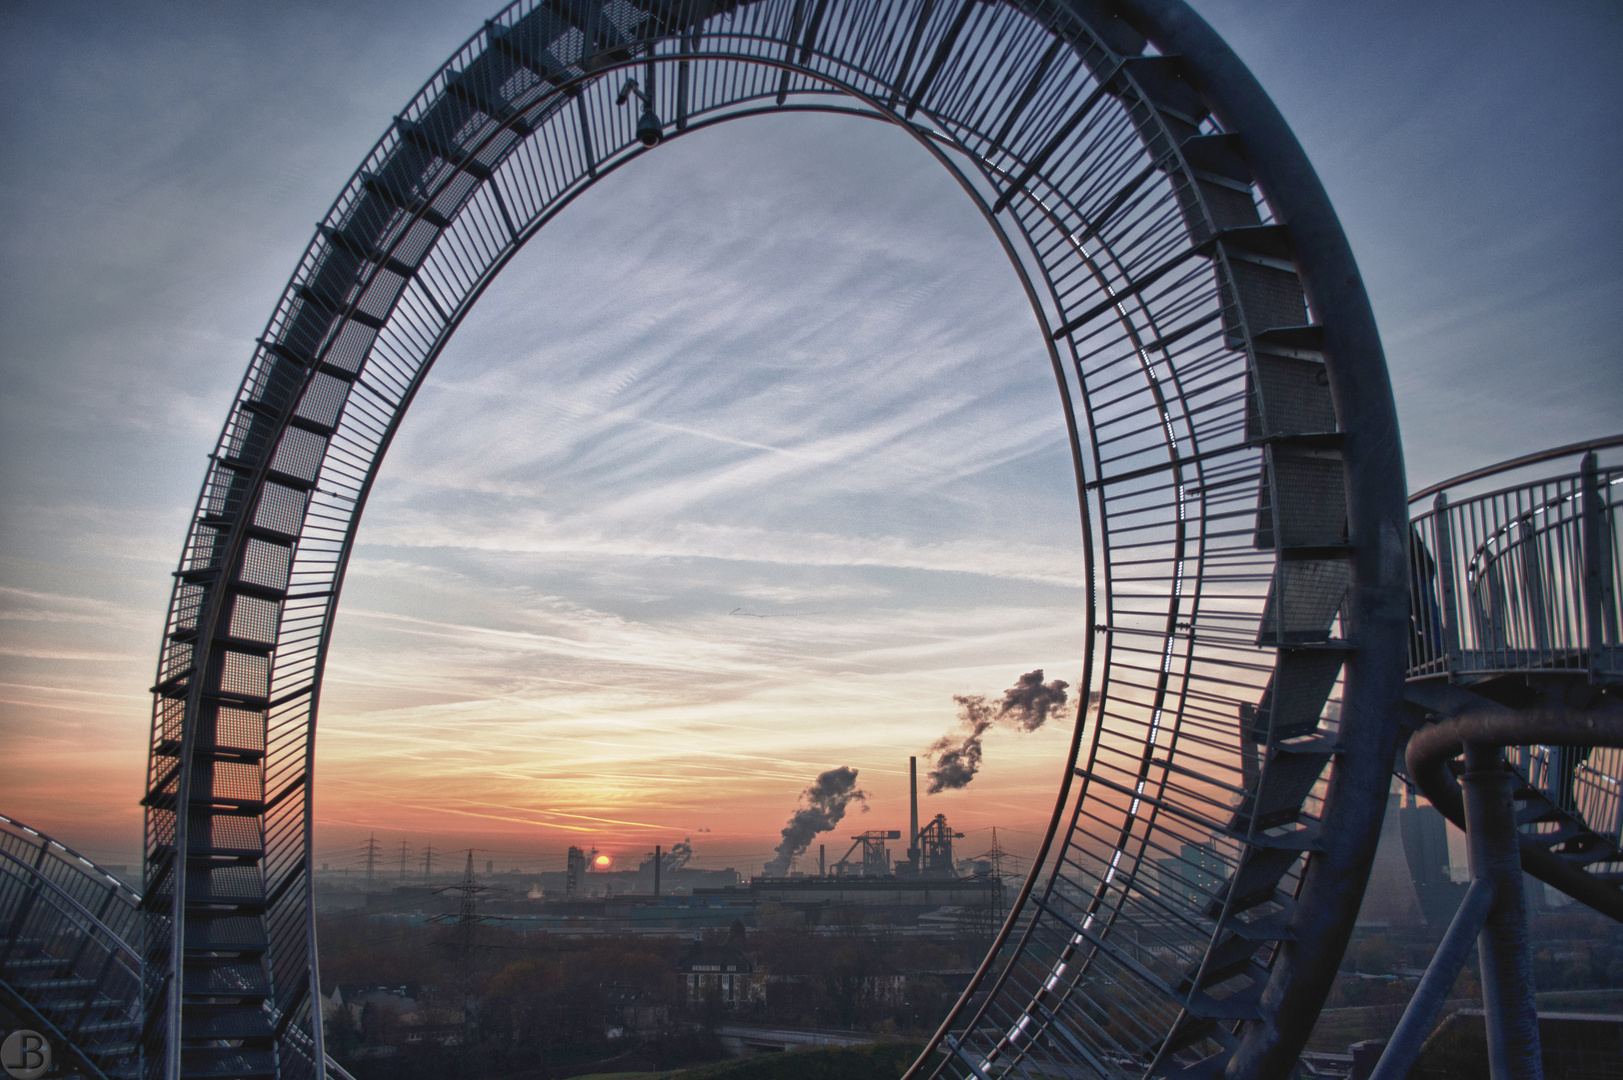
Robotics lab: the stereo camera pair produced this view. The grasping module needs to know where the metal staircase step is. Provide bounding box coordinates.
[8,976,95,992]
[182,1007,276,1041]
[180,1046,278,1079]
[2,957,69,971]
[75,1017,141,1035]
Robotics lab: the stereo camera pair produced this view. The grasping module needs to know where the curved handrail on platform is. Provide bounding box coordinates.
[0,813,358,1080]
[1403,437,1623,927]
[1407,440,1621,683]
[1408,433,1623,506]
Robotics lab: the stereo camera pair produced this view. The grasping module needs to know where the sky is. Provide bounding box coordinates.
[0,0,1618,876]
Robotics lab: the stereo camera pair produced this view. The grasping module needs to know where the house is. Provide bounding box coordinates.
[323,983,423,1035]
[320,983,463,1048]
[675,940,765,1006]
[605,986,670,1038]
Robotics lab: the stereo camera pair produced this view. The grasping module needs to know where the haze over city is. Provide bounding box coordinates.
[1,0,1618,880]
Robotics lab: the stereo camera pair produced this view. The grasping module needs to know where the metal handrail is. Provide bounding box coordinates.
[0,852,143,1077]
[0,814,142,902]
[0,848,141,966]
[1408,433,1623,505]
[1407,442,1620,682]
[0,817,360,1080]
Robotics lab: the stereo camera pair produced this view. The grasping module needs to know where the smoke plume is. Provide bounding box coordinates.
[927,670,1071,793]
[764,766,866,876]
[1000,669,1071,731]
[927,695,996,794]
[662,839,694,872]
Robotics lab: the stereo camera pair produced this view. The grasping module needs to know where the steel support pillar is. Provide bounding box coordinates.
[1460,742,1542,1080]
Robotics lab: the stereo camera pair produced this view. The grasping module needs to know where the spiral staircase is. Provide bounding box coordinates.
[0,814,352,1080]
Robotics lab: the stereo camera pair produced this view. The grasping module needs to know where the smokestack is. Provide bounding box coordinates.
[909,756,920,865]
[654,844,662,897]
[819,844,826,876]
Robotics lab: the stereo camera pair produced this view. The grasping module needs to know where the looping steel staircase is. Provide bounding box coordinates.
[0,814,355,1080]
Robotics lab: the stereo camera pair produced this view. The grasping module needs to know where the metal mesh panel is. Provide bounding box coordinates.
[1271,448,1346,548]
[217,651,269,699]
[270,427,327,484]
[239,539,291,591]
[1224,259,1306,336]
[1259,560,1350,644]
[255,483,308,537]
[215,706,266,753]
[295,373,351,429]
[1252,354,1336,439]
[229,595,281,645]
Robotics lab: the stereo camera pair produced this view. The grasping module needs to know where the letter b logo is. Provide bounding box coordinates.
[1,1029,51,1080]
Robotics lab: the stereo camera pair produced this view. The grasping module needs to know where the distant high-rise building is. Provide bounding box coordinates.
[1398,786,1469,927]
[1358,790,1426,926]
[1155,842,1225,911]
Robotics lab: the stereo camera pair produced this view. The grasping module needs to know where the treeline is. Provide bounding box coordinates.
[316,914,983,1079]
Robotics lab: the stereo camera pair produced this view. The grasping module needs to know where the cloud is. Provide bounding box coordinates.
[3,0,1616,866]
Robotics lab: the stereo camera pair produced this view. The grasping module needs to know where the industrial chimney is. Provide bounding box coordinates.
[908,756,921,872]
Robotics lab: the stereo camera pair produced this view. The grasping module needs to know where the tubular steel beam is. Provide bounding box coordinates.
[1405,700,1623,922]
[1368,875,1495,1080]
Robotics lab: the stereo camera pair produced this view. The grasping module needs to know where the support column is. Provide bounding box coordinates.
[1460,742,1542,1080]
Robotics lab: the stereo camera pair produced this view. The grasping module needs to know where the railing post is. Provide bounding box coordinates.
[1581,451,1606,682]
[1434,492,1463,679]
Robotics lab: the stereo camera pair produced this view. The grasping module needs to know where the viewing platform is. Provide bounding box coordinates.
[1407,435,1621,686]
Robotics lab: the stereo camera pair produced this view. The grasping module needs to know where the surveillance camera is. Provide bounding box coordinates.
[637,108,663,148]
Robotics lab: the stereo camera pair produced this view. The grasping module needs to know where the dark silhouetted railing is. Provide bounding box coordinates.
[0,814,142,1079]
[0,813,358,1080]
[1408,437,1622,683]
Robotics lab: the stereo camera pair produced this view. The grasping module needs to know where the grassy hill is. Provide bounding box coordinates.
[571,1041,933,1080]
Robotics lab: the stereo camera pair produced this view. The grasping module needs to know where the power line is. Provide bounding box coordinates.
[363,833,380,890]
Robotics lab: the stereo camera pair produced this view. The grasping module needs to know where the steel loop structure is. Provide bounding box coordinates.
[140,1,1408,1078]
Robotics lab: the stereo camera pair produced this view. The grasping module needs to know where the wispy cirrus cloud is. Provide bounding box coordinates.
[2,0,1616,869]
